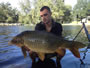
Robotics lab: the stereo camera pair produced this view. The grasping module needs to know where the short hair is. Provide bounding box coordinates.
[40,6,51,12]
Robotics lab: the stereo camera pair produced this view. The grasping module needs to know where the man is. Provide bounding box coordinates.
[35,6,62,36]
[30,6,66,68]
[35,6,66,58]
[23,6,65,68]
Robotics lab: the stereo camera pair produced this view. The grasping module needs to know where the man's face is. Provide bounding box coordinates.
[40,9,52,24]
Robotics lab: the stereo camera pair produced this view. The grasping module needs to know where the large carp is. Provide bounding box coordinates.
[9,31,85,61]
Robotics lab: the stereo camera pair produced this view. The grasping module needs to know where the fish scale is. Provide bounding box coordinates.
[24,37,56,53]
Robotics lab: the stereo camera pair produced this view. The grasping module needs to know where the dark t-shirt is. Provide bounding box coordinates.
[35,21,63,37]
[35,21,63,58]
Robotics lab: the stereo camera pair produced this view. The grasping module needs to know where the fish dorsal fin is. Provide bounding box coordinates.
[21,46,27,58]
[38,53,45,61]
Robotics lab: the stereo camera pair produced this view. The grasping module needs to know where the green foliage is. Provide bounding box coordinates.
[0,2,18,23]
[73,0,90,21]
[62,5,73,23]
[19,0,31,15]
[18,0,73,24]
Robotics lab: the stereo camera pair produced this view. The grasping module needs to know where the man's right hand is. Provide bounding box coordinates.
[23,46,38,62]
[29,51,38,62]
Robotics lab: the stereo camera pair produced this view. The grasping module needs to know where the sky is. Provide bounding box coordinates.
[65,0,77,8]
[0,0,77,9]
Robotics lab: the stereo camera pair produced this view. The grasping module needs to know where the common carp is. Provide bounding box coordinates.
[9,31,85,61]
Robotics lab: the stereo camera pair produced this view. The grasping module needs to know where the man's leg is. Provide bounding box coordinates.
[56,48,66,68]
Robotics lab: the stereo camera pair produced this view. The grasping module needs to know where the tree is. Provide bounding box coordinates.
[0,2,18,23]
[73,0,90,21]
[19,0,31,15]
[18,0,73,24]
[63,5,73,23]
[19,0,32,24]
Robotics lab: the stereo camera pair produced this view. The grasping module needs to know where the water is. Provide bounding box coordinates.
[0,25,90,68]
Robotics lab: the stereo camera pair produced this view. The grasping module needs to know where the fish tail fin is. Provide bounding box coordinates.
[67,41,85,58]
[69,47,80,58]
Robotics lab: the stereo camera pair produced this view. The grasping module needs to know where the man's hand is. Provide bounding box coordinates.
[23,46,66,62]
[29,51,38,62]
[23,46,38,62]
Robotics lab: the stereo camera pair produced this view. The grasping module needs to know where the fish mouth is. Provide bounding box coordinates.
[8,41,22,47]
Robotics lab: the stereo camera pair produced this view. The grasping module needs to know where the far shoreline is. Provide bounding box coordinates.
[0,22,90,26]
[62,23,90,26]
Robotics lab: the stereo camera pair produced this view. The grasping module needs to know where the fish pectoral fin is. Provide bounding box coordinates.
[38,53,45,61]
[21,46,27,58]
[56,48,66,57]
[69,48,80,58]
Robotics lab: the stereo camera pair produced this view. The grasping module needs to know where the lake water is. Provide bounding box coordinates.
[0,25,90,68]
